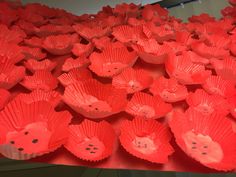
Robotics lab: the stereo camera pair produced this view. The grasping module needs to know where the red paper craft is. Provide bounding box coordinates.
[72,42,94,57]
[24,59,57,73]
[0,100,72,160]
[125,92,172,119]
[0,89,10,110]
[119,117,174,163]
[188,13,215,24]
[36,24,74,37]
[62,57,90,72]
[24,37,43,48]
[228,95,236,119]
[63,79,127,118]
[169,109,236,171]
[65,119,116,161]
[21,46,47,60]
[150,76,188,103]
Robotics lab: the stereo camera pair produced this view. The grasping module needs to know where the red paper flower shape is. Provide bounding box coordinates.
[112,68,153,94]
[165,42,187,55]
[21,46,46,60]
[73,23,111,40]
[229,0,236,6]
[188,13,215,24]
[0,24,23,44]
[191,42,229,59]
[132,39,171,64]
[0,57,25,89]
[112,25,146,43]
[186,89,230,116]
[113,3,140,17]
[119,117,174,163]
[58,68,92,87]
[62,57,90,72]
[169,109,236,171]
[65,119,116,161]
[0,89,10,110]
[125,92,172,119]
[72,42,94,57]
[204,34,231,49]
[175,31,197,47]
[202,75,236,98]
[92,36,112,50]
[0,41,24,64]
[230,43,236,56]
[21,70,58,91]
[19,9,47,27]
[0,3,18,26]
[24,37,43,48]
[36,24,74,37]
[89,45,137,77]
[63,79,127,119]
[165,53,211,85]
[150,76,188,103]
[183,51,209,65]
[43,34,79,55]
[15,90,61,108]
[127,17,146,26]
[0,100,72,160]
[16,20,39,36]
[24,59,57,73]
[211,57,236,83]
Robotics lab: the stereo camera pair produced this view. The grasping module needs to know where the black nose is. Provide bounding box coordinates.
[18,148,24,152]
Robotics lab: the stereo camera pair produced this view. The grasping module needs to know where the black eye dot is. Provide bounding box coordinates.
[18,148,24,151]
[86,148,91,150]
[192,142,197,145]
[202,152,207,155]
[25,132,29,135]
[32,139,38,144]
[114,67,118,70]
[10,141,15,144]
[95,108,98,111]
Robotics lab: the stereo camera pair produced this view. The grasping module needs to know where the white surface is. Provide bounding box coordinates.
[22,0,162,15]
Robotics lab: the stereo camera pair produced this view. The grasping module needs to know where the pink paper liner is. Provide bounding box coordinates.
[62,57,90,72]
[150,76,188,103]
[186,89,230,116]
[63,79,127,119]
[58,68,92,86]
[21,70,58,91]
[169,108,236,171]
[89,45,138,77]
[24,59,57,73]
[112,68,153,94]
[0,100,72,160]
[64,119,116,161]
[119,117,174,164]
[125,92,172,119]
[43,33,79,55]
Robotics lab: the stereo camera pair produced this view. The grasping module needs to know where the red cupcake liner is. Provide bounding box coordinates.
[230,43,236,56]
[21,70,58,91]
[24,59,57,73]
[102,15,124,27]
[0,88,10,110]
[0,57,25,89]
[227,95,236,119]
[0,99,72,160]
[24,36,43,48]
[0,3,18,27]
[211,57,236,83]
[175,31,197,47]
[182,51,209,65]
[204,34,231,49]
[202,75,236,98]
[58,68,92,87]
[113,3,140,17]
[21,46,47,60]
[119,117,174,164]
[229,0,236,6]
[150,76,188,103]
[72,42,94,57]
[43,33,79,55]
[16,20,39,35]
[125,92,172,119]
[0,41,24,64]
[14,89,61,108]
[112,68,153,94]
[63,79,127,119]
[92,36,112,50]
[186,89,230,116]
[165,42,187,55]
[165,53,211,85]
[188,13,215,24]
[64,119,116,161]
[36,24,74,37]
[62,57,90,72]
[0,24,23,44]
[89,45,137,77]
[169,108,236,171]
[142,4,168,21]
[127,17,146,27]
